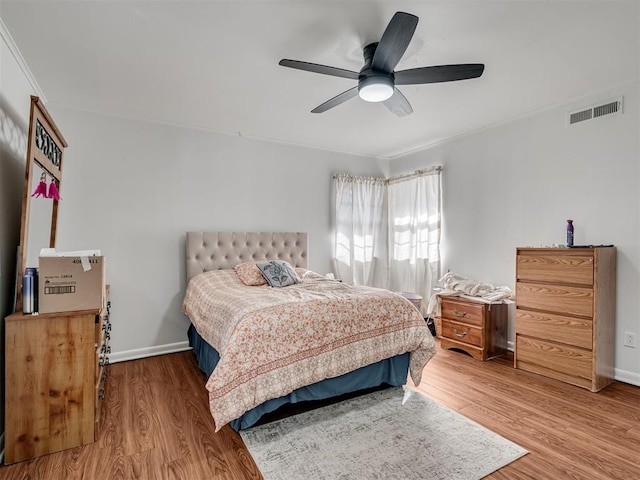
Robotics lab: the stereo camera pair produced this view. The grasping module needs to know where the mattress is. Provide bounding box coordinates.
[188,324,410,430]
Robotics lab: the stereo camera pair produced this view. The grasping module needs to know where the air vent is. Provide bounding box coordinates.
[568,97,623,126]
[593,100,619,118]
[569,109,592,125]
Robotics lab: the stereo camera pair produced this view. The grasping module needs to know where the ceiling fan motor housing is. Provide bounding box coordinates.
[358,42,395,102]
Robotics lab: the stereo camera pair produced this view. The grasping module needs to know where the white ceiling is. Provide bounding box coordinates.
[1,1,638,159]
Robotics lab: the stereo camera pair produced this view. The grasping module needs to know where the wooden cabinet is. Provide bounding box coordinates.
[515,247,616,392]
[438,296,508,361]
[4,289,111,464]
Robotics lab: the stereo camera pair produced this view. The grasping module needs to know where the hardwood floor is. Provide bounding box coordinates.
[411,343,640,480]
[1,341,638,479]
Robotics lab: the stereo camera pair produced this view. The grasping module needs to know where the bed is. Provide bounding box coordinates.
[182,232,436,431]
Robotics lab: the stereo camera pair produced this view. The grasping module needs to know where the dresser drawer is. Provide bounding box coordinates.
[94,368,107,441]
[441,319,483,347]
[516,282,593,317]
[516,310,593,350]
[517,253,594,285]
[95,313,103,344]
[441,298,484,327]
[515,335,593,389]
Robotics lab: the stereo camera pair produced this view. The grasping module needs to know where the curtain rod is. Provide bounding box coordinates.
[332,173,386,183]
[333,165,442,184]
[388,165,442,184]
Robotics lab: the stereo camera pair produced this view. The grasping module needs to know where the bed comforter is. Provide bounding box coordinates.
[182,269,436,431]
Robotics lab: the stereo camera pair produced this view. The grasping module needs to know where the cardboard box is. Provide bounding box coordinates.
[38,255,105,314]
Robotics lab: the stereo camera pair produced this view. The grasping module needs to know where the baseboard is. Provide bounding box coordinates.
[614,367,640,388]
[109,341,192,363]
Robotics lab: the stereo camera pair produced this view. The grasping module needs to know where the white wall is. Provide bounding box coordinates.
[49,107,387,360]
[390,81,640,384]
[0,19,33,322]
[0,15,42,444]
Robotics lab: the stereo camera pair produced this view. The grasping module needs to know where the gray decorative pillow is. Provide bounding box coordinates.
[257,260,300,287]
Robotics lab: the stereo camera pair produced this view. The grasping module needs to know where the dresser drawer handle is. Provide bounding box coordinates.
[453,328,467,338]
[453,309,467,318]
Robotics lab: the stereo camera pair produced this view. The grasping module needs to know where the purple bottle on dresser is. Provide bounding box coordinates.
[566,220,574,247]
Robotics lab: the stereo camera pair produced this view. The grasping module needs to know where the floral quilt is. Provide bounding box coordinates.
[182,269,436,431]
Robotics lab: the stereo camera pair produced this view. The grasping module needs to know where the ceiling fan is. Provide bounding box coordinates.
[279,11,485,117]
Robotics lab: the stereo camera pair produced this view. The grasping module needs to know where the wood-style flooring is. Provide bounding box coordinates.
[1,340,639,479]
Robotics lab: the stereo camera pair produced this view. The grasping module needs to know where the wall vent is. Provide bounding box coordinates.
[568,97,623,126]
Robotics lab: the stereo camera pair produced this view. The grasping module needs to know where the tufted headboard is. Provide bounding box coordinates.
[186,232,308,282]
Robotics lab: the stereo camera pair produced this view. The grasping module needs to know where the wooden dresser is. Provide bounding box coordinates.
[438,296,508,361]
[4,289,111,464]
[515,247,616,392]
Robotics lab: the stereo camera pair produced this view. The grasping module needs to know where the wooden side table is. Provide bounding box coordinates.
[4,288,111,464]
[437,296,508,361]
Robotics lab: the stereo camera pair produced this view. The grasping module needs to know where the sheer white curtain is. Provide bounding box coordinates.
[387,167,442,315]
[333,174,389,287]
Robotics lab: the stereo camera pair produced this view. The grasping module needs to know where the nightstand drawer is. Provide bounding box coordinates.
[441,320,482,347]
[517,253,594,285]
[441,298,484,326]
[516,310,593,350]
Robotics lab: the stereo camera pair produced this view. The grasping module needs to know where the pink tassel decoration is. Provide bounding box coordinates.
[47,180,62,200]
[31,173,48,198]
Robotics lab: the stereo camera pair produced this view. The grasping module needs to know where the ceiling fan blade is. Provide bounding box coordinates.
[383,88,413,117]
[279,59,359,80]
[311,87,359,113]
[372,12,418,73]
[395,64,485,85]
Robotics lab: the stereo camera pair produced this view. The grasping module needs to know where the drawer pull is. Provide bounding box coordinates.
[453,329,467,338]
[453,309,467,318]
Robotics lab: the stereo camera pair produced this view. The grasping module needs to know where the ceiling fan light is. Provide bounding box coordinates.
[358,76,394,102]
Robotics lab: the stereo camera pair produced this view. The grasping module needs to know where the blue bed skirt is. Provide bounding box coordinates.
[187,324,409,430]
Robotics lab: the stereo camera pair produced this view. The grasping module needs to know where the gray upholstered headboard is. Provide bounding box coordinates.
[186,232,308,281]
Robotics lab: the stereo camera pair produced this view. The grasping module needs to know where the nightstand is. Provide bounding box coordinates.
[437,296,507,361]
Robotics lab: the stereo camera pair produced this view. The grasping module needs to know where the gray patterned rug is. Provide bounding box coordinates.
[240,387,527,480]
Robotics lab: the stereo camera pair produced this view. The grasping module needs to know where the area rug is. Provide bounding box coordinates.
[240,387,527,480]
